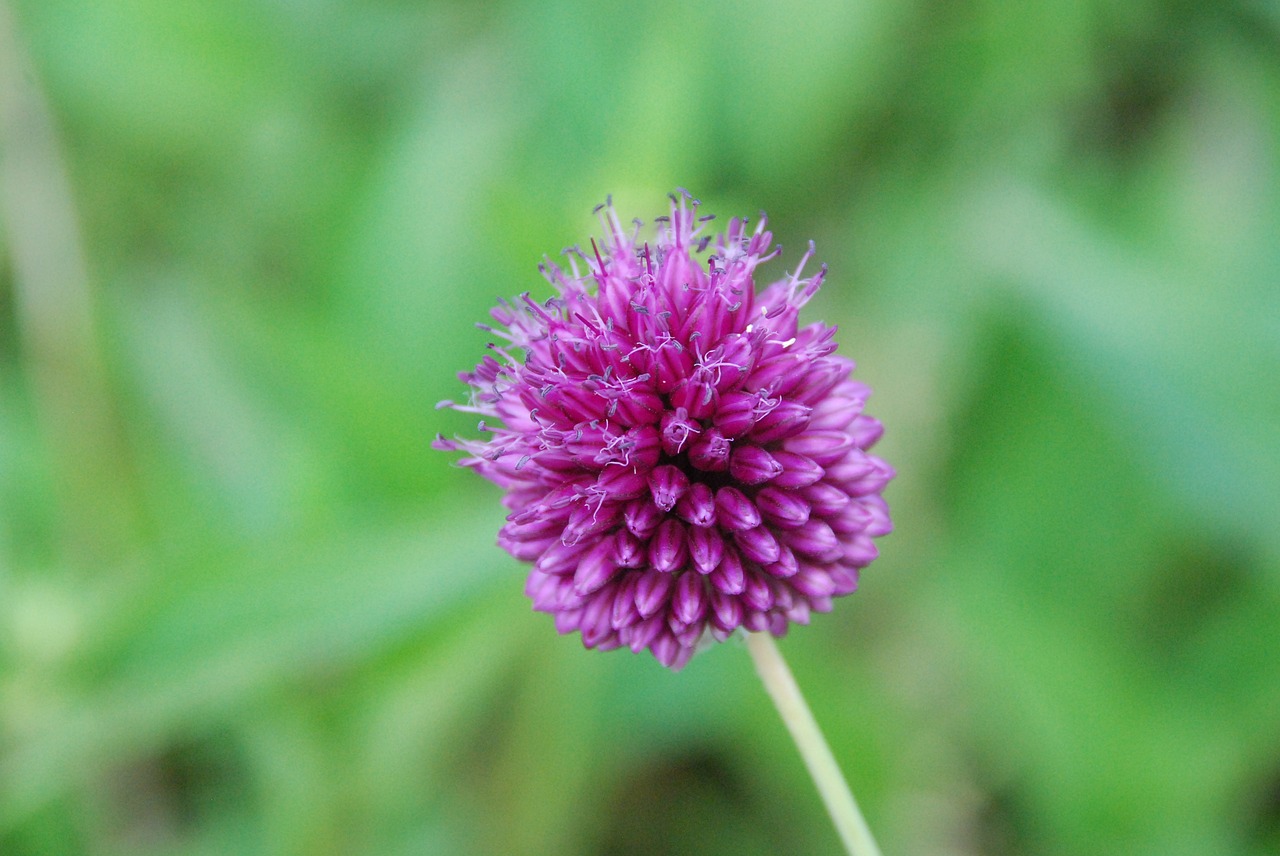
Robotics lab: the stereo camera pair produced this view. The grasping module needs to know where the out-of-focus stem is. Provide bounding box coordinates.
[746,632,883,856]
[0,2,134,559]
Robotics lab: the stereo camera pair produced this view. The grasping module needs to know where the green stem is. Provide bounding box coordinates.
[746,632,882,856]
[0,1,134,558]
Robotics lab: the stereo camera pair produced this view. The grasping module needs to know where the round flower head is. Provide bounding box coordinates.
[436,192,893,669]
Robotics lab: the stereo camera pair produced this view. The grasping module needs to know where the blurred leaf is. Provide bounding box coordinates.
[964,180,1280,566]
[0,500,515,826]
[935,311,1280,855]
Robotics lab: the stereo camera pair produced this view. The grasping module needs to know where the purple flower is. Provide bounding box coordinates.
[436,192,893,669]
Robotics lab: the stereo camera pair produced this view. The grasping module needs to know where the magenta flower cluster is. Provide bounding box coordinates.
[436,193,893,668]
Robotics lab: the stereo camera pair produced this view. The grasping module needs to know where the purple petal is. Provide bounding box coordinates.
[806,393,863,430]
[782,430,856,467]
[676,482,716,528]
[564,500,623,544]
[713,392,759,438]
[770,579,794,612]
[709,591,743,633]
[741,569,775,611]
[783,519,841,561]
[649,518,689,573]
[827,500,872,535]
[861,495,893,537]
[672,618,706,649]
[612,390,665,426]
[660,406,700,456]
[744,353,808,395]
[623,497,663,540]
[706,335,753,391]
[525,571,561,611]
[747,401,812,444]
[611,529,645,568]
[688,427,731,472]
[734,526,781,565]
[770,451,824,489]
[651,341,694,393]
[783,599,811,626]
[844,455,895,496]
[728,444,783,485]
[501,510,564,541]
[763,543,799,578]
[532,448,581,474]
[715,486,762,532]
[581,584,619,646]
[709,624,735,643]
[624,614,667,653]
[554,609,582,635]
[611,573,642,629]
[823,448,875,484]
[635,569,675,617]
[709,547,746,595]
[535,540,590,576]
[650,633,687,668]
[755,486,811,529]
[790,358,853,405]
[791,565,836,599]
[841,533,880,567]
[618,424,662,470]
[673,572,708,624]
[648,464,690,512]
[671,376,719,421]
[688,525,725,574]
[829,565,859,596]
[596,466,648,500]
[573,540,619,595]
[801,481,851,517]
[555,582,586,611]
[848,414,884,448]
[499,532,556,562]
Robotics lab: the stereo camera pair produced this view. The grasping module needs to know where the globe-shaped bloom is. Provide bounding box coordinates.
[436,193,893,668]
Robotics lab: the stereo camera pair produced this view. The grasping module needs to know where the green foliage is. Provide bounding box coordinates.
[2,0,1278,853]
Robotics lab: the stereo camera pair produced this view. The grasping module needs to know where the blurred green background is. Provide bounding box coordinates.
[2,0,1278,854]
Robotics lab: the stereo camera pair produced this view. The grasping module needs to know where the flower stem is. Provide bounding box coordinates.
[746,632,882,856]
